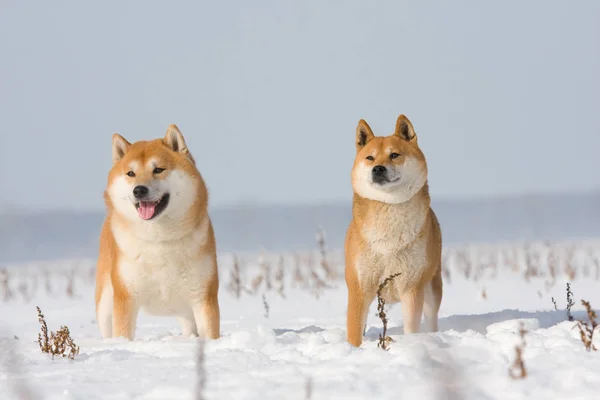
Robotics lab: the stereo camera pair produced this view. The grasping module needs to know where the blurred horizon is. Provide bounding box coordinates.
[1,185,600,215]
[3,188,600,264]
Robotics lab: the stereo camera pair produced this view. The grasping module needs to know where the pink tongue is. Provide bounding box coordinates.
[137,201,156,220]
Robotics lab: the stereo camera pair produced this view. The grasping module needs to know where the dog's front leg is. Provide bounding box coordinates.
[112,290,139,340]
[191,286,221,340]
[346,268,375,347]
[400,287,425,334]
[423,268,443,332]
[347,287,369,347]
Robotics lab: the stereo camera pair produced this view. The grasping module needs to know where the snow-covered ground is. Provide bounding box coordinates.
[1,240,600,400]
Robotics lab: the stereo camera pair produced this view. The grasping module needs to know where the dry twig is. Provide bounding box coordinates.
[376,273,401,350]
[575,300,598,351]
[316,227,335,280]
[1,268,14,302]
[274,254,286,298]
[36,306,79,360]
[262,293,270,318]
[227,255,242,299]
[566,283,575,322]
[508,322,528,380]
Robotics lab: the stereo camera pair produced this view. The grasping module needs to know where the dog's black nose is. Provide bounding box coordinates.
[133,185,149,199]
[372,165,387,176]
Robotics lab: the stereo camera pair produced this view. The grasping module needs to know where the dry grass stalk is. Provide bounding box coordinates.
[564,265,576,281]
[245,274,264,296]
[547,247,557,280]
[65,269,76,298]
[575,300,598,352]
[563,245,577,281]
[18,281,34,302]
[259,254,272,291]
[309,267,329,300]
[591,248,600,280]
[471,254,484,283]
[316,227,335,280]
[15,273,38,302]
[1,268,14,302]
[37,306,50,354]
[501,247,519,273]
[566,283,575,322]
[592,261,600,281]
[36,306,80,360]
[441,266,451,285]
[376,272,402,350]
[454,250,472,279]
[551,297,558,311]
[523,243,537,282]
[508,322,528,380]
[227,255,242,299]
[195,338,206,400]
[490,250,500,279]
[274,255,286,298]
[292,253,306,289]
[42,268,54,296]
[582,256,591,278]
[31,274,39,298]
[441,251,452,284]
[262,293,270,318]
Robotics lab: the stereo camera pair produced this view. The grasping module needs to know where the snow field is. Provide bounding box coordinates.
[1,239,600,399]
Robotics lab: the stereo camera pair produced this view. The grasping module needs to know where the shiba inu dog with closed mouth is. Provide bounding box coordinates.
[94,124,220,341]
[345,114,442,347]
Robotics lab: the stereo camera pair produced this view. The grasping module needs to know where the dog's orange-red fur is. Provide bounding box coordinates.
[345,115,442,347]
[94,125,220,340]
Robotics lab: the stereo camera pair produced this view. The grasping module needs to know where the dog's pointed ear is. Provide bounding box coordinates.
[163,124,195,164]
[394,114,417,142]
[112,133,131,165]
[356,119,375,151]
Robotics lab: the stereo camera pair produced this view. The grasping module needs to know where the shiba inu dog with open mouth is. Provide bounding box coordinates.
[345,114,442,347]
[94,124,220,341]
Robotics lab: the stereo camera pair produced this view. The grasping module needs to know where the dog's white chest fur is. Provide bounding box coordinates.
[112,219,213,316]
[358,201,429,301]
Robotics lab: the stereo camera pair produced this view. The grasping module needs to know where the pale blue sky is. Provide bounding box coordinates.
[1,0,599,211]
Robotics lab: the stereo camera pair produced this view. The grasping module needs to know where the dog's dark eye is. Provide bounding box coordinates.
[153,167,165,174]
[390,153,400,159]
[126,171,135,177]
[366,156,375,161]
